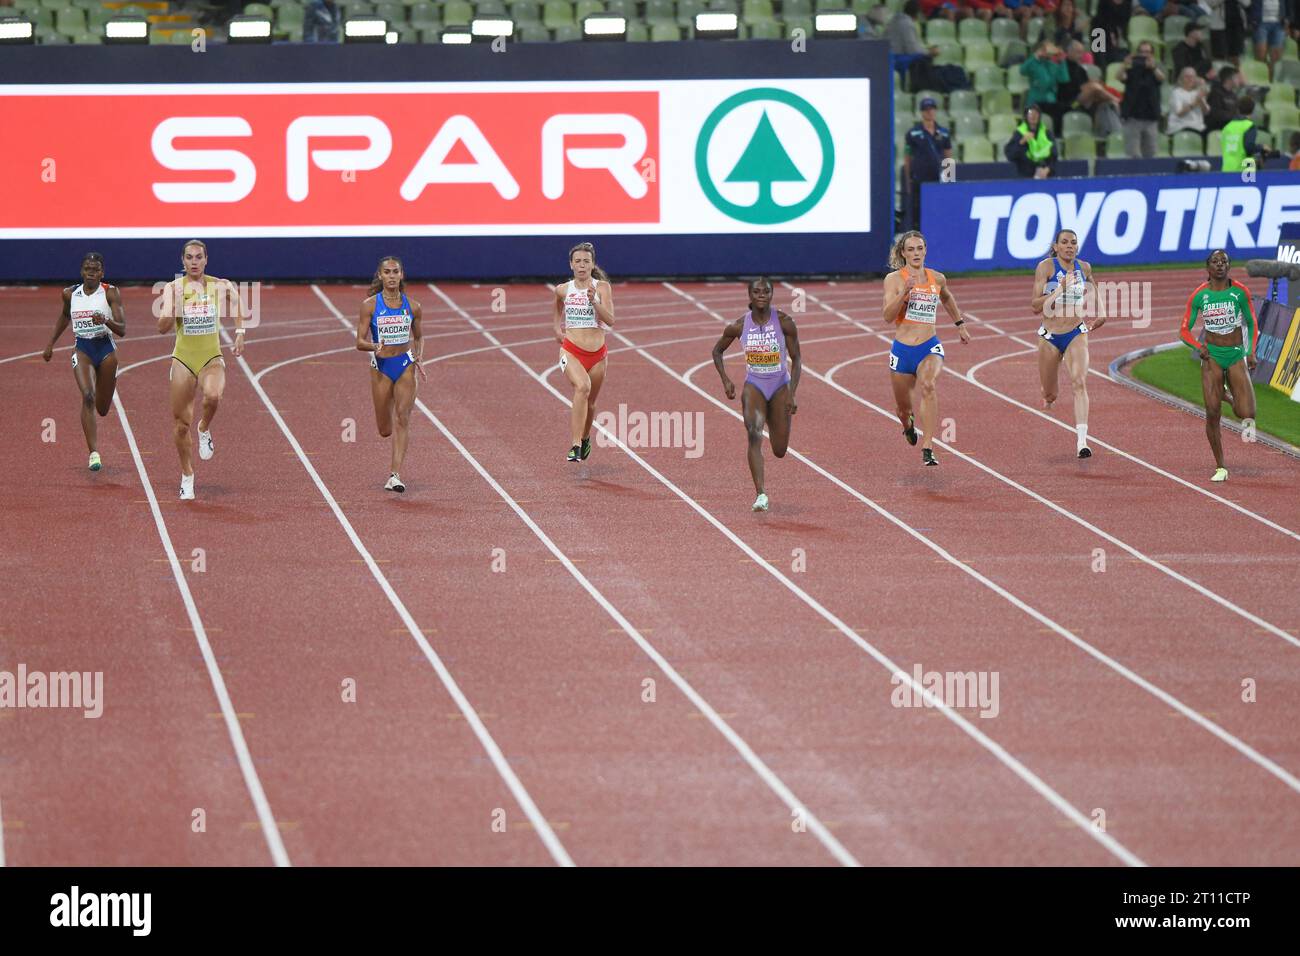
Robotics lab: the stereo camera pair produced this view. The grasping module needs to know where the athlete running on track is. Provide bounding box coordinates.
[553,242,615,462]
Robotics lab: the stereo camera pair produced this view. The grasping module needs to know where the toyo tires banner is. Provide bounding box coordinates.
[921,172,1300,270]
[0,43,891,281]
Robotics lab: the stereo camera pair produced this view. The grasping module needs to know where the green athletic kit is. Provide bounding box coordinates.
[1179,280,1258,370]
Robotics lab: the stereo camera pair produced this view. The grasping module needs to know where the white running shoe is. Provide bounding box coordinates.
[179,473,195,500]
[752,492,769,512]
[385,473,406,493]
[197,428,214,461]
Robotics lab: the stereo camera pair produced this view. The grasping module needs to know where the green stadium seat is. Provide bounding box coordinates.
[650,20,680,38]
[336,1,376,16]
[1255,129,1274,150]
[894,113,913,137]
[22,8,55,28]
[511,0,542,21]
[643,0,672,20]
[374,2,406,23]
[1063,134,1096,159]
[1162,14,1188,43]
[749,17,780,36]
[517,20,549,38]
[964,42,996,69]
[1083,62,1102,83]
[783,0,812,14]
[1061,111,1092,137]
[1103,132,1124,157]
[1024,16,1044,46]
[173,27,199,44]
[406,2,438,27]
[1105,61,1126,92]
[1127,15,1158,46]
[552,20,582,37]
[741,0,772,24]
[998,39,1028,68]
[708,0,738,11]
[603,0,636,13]
[948,89,979,114]
[626,17,648,39]
[243,2,274,15]
[1170,130,1204,156]
[1265,86,1297,111]
[574,0,604,19]
[1275,60,1300,89]
[38,0,66,8]
[924,19,954,43]
[676,0,704,27]
[980,89,1012,118]
[957,16,987,42]
[1152,134,1171,157]
[1268,106,1300,134]
[960,139,995,163]
[987,114,1018,142]
[954,114,986,139]
[1206,128,1222,156]
[477,0,509,12]
[1006,69,1029,96]
[542,0,574,28]
[40,29,70,43]
[54,6,86,35]
[443,0,474,25]
[895,90,914,114]
[973,67,1005,94]
[72,29,102,43]
[990,16,1018,46]
[276,2,306,26]
[933,42,962,67]
[1240,58,1269,86]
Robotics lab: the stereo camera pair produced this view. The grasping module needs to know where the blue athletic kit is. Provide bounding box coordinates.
[73,335,116,369]
[1039,258,1088,356]
[370,291,416,383]
[889,336,945,376]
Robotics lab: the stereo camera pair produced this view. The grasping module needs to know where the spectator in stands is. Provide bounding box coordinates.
[903,97,954,231]
[1119,40,1165,157]
[1251,0,1289,80]
[1289,131,1300,171]
[1000,0,1053,28]
[1005,105,1059,178]
[920,0,962,21]
[1021,41,1070,131]
[1135,0,1204,20]
[1222,0,1251,64]
[887,2,941,88]
[303,0,340,43]
[1167,67,1211,135]
[1051,0,1088,46]
[1221,95,1278,170]
[1091,0,1132,67]
[1172,22,1213,77]
[1205,64,1246,130]
[1060,39,1125,135]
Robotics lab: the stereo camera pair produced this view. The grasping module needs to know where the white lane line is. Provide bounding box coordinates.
[111,388,290,866]
[432,281,1140,867]
[663,283,1300,797]
[272,317,574,867]
[0,794,6,866]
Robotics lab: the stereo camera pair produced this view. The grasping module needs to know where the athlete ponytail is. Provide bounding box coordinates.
[369,255,405,297]
[889,231,926,271]
[569,241,610,284]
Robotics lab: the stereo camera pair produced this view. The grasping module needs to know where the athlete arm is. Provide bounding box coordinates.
[592,281,616,328]
[781,313,801,412]
[43,289,72,361]
[410,300,424,362]
[357,298,379,352]
[156,279,177,335]
[1180,289,1207,357]
[1081,261,1104,330]
[553,285,565,344]
[1241,283,1258,366]
[104,286,127,337]
[223,279,246,356]
[936,272,971,343]
[712,318,742,399]
[1030,260,1053,315]
[881,273,909,325]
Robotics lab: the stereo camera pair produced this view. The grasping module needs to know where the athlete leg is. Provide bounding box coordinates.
[583,358,607,440]
[196,360,225,433]
[1200,355,1226,470]
[742,383,768,495]
[891,370,916,431]
[1062,334,1090,428]
[1224,359,1256,423]
[1037,337,1063,409]
[170,359,199,475]
[371,368,395,438]
[73,352,98,453]
[93,350,119,417]
[390,363,418,476]
[766,384,792,459]
[562,354,593,447]
[916,354,943,451]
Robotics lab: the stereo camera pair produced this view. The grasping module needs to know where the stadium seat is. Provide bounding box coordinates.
[1127,16,1158,46]
[1206,128,1222,156]
[277,3,306,30]
[71,29,102,43]
[1105,61,1126,92]
[1171,130,1204,156]
[948,90,979,114]
[1061,111,1092,137]
[783,16,811,37]
[1006,69,1029,96]
[1152,134,1171,157]
[574,0,604,19]
[626,18,648,39]
[749,17,781,36]
[406,2,438,27]
[980,88,1012,118]
[552,20,582,37]
[958,16,987,43]
[1024,16,1044,46]
[542,0,574,28]
[933,42,961,66]
[1161,14,1187,44]
[741,0,773,24]
[1063,134,1096,159]
[1268,106,1300,134]
[1240,59,1269,86]
[676,0,704,27]
[650,20,680,38]
[21,8,54,28]
[987,114,1018,142]
[895,90,914,114]
[172,27,198,44]
[990,17,1019,47]
[603,0,636,13]
[477,0,510,13]
[643,0,673,21]
[954,114,986,139]
[960,139,995,163]
[374,2,406,23]
[1265,85,1297,111]
[707,0,738,11]
[1104,132,1125,157]
[244,2,275,15]
[1254,129,1274,150]
[998,39,1028,68]
[783,0,812,14]
[54,6,86,36]
[973,67,1005,94]
[1083,63,1101,83]
[517,19,550,38]
[894,114,913,138]
[964,42,997,69]
[443,0,474,25]
[923,19,954,44]
[1275,60,1300,89]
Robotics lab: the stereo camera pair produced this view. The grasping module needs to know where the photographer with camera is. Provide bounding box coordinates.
[1118,41,1165,158]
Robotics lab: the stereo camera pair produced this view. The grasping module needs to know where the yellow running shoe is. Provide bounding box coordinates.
[1211,467,1228,482]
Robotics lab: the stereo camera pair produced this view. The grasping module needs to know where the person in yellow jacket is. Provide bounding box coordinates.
[157,240,247,501]
[1220,95,1278,172]
[1004,105,1058,179]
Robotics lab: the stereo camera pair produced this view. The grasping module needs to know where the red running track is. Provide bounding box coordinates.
[1,270,1297,866]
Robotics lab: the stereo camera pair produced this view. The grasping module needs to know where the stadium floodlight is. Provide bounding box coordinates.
[693,12,738,39]
[813,12,857,36]
[343,17,388,42]
[440,26,471,43]
[0,17,36,44]
[104,16,149,44]
[227,15,272,43]
[471,17,514,40]
[582,14,627,39]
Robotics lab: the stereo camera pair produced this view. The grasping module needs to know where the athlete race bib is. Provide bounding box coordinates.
[181,299,217,336]
[71,309,103,337]
[905,290,939,324]
[376,311,411,346]
[1201,300,1238,334]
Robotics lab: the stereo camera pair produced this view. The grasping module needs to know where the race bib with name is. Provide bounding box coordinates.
[376,311,411,345]
[905,290,939,324]
[181,293,218,336]
[71,309,105,338]
[1201,300,1240,334]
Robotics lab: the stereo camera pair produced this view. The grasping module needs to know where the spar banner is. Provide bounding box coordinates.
[1250,300,1298,385]
[921,173,1300,269]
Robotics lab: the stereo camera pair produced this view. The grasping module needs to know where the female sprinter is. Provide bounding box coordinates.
[158,240,246,500]
[1179,249,1258,482]
[356,256,424,493]
[881,232,971,466]
[711,278,801,512]
[1030,228,1106,458]
[41,252,126,471]
[553,241,615,462]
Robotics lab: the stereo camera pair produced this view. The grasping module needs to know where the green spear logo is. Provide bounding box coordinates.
[695,88,835,225]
